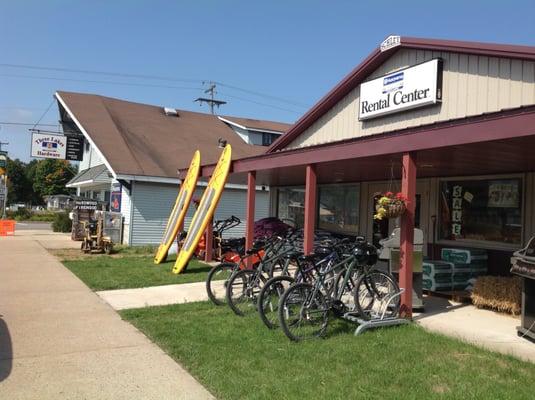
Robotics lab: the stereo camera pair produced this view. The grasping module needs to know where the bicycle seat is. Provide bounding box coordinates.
[298,253,319,262]
[246,247,262,255]
[284,251,303,260]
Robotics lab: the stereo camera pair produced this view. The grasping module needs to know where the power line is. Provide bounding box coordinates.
[32,99,55,130]
[0,63,201,84]
[217,91,302,115]
[215,81,309,108]
[0,121,57,127]
[0,63,309,108]
[0,73,203,91]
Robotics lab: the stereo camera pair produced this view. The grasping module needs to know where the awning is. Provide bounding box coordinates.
[66,164,111,188]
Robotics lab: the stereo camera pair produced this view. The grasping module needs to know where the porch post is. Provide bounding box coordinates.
[399,152,417,319]
[245,171,256,268]
[304,164,317,255]
[204,218,213,262]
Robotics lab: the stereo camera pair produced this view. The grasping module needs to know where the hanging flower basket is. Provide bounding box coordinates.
[374,192,407,220]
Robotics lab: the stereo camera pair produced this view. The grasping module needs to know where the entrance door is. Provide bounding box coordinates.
[366,180,430,256]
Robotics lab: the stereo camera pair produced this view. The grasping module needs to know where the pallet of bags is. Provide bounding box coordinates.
[422,260,453,277]
[441,248,488,264]
[422,277,466,291]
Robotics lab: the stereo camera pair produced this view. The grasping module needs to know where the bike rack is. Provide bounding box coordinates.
[342,288,410,336]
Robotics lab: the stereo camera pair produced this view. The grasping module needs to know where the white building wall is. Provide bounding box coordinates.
[79,143,104,171]
[130,181,269,246]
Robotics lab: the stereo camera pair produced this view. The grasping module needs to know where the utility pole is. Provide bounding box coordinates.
[195,82,227,114]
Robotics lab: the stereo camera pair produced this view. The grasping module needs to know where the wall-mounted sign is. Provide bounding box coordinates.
[451,185,463,237]
[31,132,67,159]
[65,135,84,161]
[74,200,98,210]
[380,35,400,52]
[359,58,443,121]
[110,182,122,212]
[0,152,6,168]
[488,181,519,208]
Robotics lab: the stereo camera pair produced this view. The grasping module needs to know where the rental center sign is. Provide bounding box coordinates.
[358,58,443,120]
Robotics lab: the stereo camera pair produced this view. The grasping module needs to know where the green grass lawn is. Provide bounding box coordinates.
[62,255,212,291]
[122,302,535,400]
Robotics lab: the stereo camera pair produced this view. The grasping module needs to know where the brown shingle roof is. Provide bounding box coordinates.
[56,91,276,178]
[220,115,292,133]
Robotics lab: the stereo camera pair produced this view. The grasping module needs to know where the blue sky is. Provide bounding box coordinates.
[1,0,534,161]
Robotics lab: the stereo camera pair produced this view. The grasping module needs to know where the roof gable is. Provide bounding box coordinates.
[56,91,271,179]
[268,36,535,152]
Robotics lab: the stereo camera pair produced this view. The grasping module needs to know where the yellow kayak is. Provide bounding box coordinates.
[154,150,200,264]
[173,144,232,274]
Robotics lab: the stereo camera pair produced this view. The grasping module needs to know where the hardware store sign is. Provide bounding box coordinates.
[359,58,443,120]
[31,133,67,159]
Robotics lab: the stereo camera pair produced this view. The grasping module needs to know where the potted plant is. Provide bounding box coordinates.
[374,192,407,220]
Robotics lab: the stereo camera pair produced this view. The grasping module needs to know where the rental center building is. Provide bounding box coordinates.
[189,36,535,316]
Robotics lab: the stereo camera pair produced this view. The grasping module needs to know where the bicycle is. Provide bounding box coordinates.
[278,239,400,341]
[257,238,351,329]
[225,231,300,316]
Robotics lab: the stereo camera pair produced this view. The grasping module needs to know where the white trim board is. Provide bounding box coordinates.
[55,92,117,179]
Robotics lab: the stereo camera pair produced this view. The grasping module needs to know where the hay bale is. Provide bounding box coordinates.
[471,276,522,315]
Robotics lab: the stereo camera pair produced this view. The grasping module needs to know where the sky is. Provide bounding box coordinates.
[1,0,534,161]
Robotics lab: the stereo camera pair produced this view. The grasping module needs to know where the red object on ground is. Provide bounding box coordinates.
[0,220,16,236]
[399,152,417,319]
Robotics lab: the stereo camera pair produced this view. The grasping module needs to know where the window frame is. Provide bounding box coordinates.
[275,182,361,235]
[436,173,526,250]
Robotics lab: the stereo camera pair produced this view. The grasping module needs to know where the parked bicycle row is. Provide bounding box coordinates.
[205,228,403,341]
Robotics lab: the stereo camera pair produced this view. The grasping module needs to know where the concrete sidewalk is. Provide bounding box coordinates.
[97,281,224,310]
[415,296,535,363]
[0,233,214,399]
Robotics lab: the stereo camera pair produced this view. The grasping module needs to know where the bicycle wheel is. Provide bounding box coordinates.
[206,262,236,306]
[226,269,266,316]
[333,268,360,311]
[278,283,329,341]
[258,275,295,329]
[354,271,400,320]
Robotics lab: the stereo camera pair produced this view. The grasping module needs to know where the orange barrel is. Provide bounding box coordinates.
[0,220,16,236]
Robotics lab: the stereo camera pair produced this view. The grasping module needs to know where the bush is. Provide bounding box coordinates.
[10,207,32,221]
[29,212,57,222]
[52,212,72,233]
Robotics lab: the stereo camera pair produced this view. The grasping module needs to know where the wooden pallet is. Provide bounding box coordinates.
[423,289,472,303]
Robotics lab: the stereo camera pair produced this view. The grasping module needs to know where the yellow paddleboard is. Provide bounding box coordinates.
[172,144,232,274]
[154,150,200,264]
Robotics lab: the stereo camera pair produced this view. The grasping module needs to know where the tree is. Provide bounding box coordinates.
[33,159,76,198]
[25,159,43,205]
[6,158,31,204]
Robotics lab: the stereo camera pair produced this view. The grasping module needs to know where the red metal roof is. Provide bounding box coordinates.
[268,36,535,153]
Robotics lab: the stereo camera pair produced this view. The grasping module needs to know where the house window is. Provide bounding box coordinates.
[318,185,359,234]
[439,178,522,245]
[262,133,279,146]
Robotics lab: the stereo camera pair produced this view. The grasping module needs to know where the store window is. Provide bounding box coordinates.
[277,187,305,227]
[439,178,522,245]
[318,185,359,234]
[277,185,360,234]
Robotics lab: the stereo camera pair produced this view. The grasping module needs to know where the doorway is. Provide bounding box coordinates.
[366,180,430,256]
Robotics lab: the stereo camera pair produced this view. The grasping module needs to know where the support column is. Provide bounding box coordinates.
[399,152,417,319]
[245,171,256,268]
[204,218,213,262]
[304,164,317,255]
